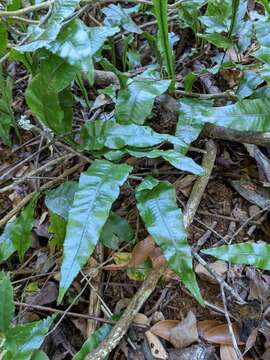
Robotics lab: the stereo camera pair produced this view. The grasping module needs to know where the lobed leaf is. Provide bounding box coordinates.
[17,0,80,52]
[0,222,16,264]
[73,323,112,360]
[202,242,270,270]
[47,19,119,81]
[45,181,78,220]
[26,54,77,134]
[48,211,66,247]
[136,177,203,304]
[100,212,134,250]
[58,160,132,302]
[9,198,36,262]
[81,119,186,150]
[0,272,14,334]
[197,33,234,48]
[102,4,142,34]
[4,317,53,359]
[115,74,171,124]
[127,149,204,175]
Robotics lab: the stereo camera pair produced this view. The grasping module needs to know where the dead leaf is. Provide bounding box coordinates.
[198,320,244,345]
[168,345,215,360]
[169,311,198,348]
[220,344,238,360]
[145,331,168,360]
[246,267,270,302]
[195,261,227,284]
[130,236,156,267]
[231,180,270,208]
[133,313,149,327]
[149,247,166,269]
[174,175,196,197]
[150,320,179,341]
[26,281,58,306]
[244,327,258,354]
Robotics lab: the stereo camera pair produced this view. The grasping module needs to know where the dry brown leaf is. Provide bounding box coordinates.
[149,247,166,269]
[220,344,238,360]
[169,311,198,348]
[150,320,179,341]
[198,320,244,345]
[130,236,156,267]
[195,261,227,284]
[133,313,149,327]
[145,331,168,360]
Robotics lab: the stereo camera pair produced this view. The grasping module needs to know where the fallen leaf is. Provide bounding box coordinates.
[169,311,198,348]
[168,345,215,360]
[133,313,149,327]
[145,331,168,360]
[26,281,58,306]
[198,320,244,345]
[195,261,227,284]
[130,236,156,267]
[231,180,270,208]
[244,327,258,354]
[150,320,179,341]
[149,247,166,269]
[220,344,238,360]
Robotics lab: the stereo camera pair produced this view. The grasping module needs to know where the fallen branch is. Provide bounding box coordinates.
[86,140,217,360]
[202,124,270,148]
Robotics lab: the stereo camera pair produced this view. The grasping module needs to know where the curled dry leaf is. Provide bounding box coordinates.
[220,344,238,360]
[145,331,168,360]
[169,311,199,348]
[150,320,179,341]
[133,313,149,327]
[195,260,228,284]
[198,320,244,345]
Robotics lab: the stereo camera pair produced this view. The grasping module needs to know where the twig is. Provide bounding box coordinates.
[0,161,86,229]
[86,140,217,360]
[8,16,39,23]
[228,204,270,244]
[175,89,238,101]
[0,154,75,193]
[0,0,151,18]
[192,251,246,305]
[220,284,244,360]
[86,264,166,360]
[86,243,104,336]
[183,140,217,227]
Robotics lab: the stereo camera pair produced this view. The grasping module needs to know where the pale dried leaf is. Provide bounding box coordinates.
[133,313,149,326]
[195,261,227,284]
[220,344,238,360]
[169,311,198,348]
[145,331,168,360]
[244,327,258,354]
